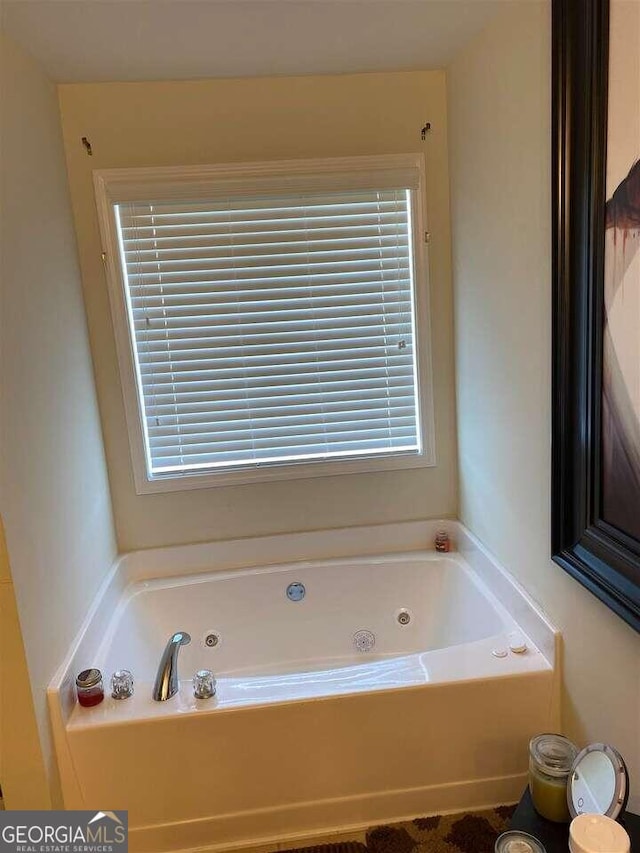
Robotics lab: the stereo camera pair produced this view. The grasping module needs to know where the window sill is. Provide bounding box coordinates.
[134,449,435,494]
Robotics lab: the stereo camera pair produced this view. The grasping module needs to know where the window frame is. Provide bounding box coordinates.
[94,154,436,494]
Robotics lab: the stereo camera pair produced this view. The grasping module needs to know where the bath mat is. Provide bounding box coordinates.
[367,805,517,853]
[280,806,516,853]
[280,845,368,853]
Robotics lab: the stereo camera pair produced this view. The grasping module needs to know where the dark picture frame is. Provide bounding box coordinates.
[552,0,640,633]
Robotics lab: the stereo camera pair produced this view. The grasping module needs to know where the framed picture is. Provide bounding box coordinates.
[552,0,640,632]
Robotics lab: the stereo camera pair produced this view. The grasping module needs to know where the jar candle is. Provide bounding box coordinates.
[76,668,104,707]
[529,733,578,823]
[495,830,547,853]
[569,814,630,853]
[435,530,450,552]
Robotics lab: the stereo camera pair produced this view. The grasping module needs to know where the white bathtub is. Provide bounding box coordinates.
[49,521,558,853]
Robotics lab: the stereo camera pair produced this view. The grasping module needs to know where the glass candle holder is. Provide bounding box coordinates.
[110,669,134,700]
[495,831,547,853]
[76,668,104,707]
[529,733,578,823]
[193,669,216,699]
[435,530,451,552]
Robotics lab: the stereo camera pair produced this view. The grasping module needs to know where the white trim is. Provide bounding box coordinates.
[128,774,527,853]
[455,526,559,670]
[93,154,436,494]
[93,154,424,201]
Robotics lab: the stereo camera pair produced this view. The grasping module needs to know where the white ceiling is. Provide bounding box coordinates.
[1,0,505,84]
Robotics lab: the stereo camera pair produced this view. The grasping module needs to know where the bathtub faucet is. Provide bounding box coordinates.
[153,631,191,701]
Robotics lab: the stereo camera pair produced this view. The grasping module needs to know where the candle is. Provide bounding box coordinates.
[75,668,104,707]
[529,733,578,823]
[569,814,630,853]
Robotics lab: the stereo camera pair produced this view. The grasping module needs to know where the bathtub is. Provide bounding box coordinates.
[49,521,558,853]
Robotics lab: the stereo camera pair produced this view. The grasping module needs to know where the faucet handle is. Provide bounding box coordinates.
[193,669,216,699]
[111,669,134,699]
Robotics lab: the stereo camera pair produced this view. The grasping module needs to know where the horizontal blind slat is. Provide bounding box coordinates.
[123,237,409,263]
[152,442,418,465]
[139,366,415,394]
[149,419,418,451]
[146,400,417,434]
[142,383,416,416]
[128,275,409,300]
[118,225,410,249]
[152,444,420,472]
[133,322,413,343]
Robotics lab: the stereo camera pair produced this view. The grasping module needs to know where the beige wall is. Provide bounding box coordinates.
[448,0,640,811]
[0,518,50,808]
[0,33,117,800]
[58,71,457,551]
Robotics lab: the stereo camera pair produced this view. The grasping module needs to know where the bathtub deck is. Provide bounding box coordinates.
[67,631,550,729]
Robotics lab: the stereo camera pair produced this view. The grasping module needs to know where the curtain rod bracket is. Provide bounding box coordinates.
[81,137,93,156]
[420,123,431,141]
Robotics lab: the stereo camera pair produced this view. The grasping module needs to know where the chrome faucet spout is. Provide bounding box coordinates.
[153,631,191,701]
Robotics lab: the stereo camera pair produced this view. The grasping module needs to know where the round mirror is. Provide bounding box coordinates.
[568,743,628,820]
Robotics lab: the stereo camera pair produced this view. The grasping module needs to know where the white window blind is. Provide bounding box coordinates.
[114,186,421,479]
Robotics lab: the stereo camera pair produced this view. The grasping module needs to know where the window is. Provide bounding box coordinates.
[95,155,434,492]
